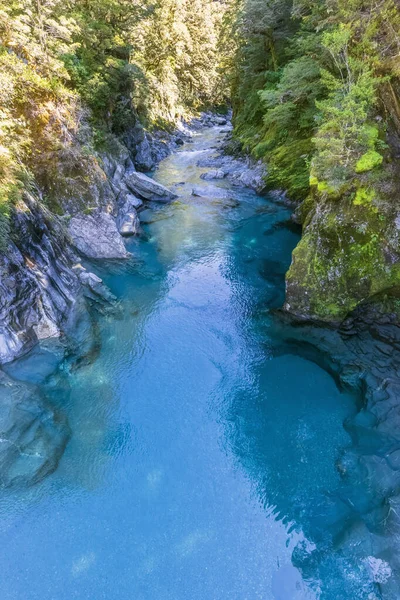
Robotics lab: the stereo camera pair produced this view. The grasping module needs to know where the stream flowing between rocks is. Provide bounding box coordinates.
[0,126,397,599]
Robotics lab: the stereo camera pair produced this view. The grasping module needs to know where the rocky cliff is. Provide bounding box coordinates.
[284,79,400,323]
[0,124,188,366]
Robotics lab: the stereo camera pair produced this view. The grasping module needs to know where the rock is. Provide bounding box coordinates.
[0,371,70,488]
[197,155,231,170]
[125,171,178,202]
[0,194,82,364]
[134,136,155,171]
[33,299,60,340]
[272,295,400,572]
[139,207,173,224]
[73,265,117,305]
[122,193,143,209]
[122,124,173,172]
[364,557,392,584]
[112,163,126,186]
[197,154,267,192]
[116,193,143,237]
[189,112,230,129]
[231,166,266,192]
[191,185,239,208]
[68,212,128,259]
[192,185,231,199]
[122,124,154,171]
[200,169,225,180]
[117,205,141,237]
[0,110,191,367]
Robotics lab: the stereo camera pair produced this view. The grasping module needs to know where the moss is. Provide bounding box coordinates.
[296,193,316,225]
[362,124,379,149]
[353,187,375,206]
[355,150,383,173]
[285,197,399,321]
[253,140,273,159]
[317,180,336,194]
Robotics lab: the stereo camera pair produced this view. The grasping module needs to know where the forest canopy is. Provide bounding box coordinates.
[1,0,400,274]
[228,0,400,200]
[0,0,230,239]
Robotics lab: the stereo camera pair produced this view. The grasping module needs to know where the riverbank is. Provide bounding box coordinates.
[0,115,271,490]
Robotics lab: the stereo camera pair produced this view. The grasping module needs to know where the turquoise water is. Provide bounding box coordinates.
[0,128,386,598]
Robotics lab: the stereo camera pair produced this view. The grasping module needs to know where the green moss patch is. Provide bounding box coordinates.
[355,150,383,174]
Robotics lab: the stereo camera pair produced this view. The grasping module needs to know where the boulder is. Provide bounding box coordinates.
[0,371,70,488]
[134,136,155,172]
[196,154,267,192]
[117,206,141,237]
[200,169,225,181]
[116,193,142,237]
[231,167,266,192]
[125,171,178,202]
[73,265,117,305]
[68,213,128,259]
[122,125,172,171]
[191,185,238,208]
[122,193,143,209]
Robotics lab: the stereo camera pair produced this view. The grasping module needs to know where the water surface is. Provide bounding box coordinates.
[0,127,383,599]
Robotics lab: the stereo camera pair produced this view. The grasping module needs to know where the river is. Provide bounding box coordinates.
[0,126,386,599]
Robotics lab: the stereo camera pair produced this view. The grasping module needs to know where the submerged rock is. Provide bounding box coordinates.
[0,371,70,488]
[73,265,117,305]
[125,171,177,202]
[139,207,174,224]
[69,212,128,259]
[273,296,400,558]
[191,185,239,208]
[192,185,231,199]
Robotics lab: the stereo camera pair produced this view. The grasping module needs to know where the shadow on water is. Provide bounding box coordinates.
[221,200,396,598]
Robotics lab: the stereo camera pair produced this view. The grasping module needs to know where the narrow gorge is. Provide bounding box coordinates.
[1,0,400,599]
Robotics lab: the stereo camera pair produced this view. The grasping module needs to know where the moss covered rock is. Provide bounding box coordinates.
[285,175,400,321]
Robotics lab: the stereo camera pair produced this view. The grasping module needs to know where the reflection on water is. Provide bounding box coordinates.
[0,127,390,599]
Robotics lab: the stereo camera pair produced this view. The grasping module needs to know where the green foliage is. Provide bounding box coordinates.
[228,0,400,319]
[0,0,230,247]
[229,0,400,199]
[311,33,380,189]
